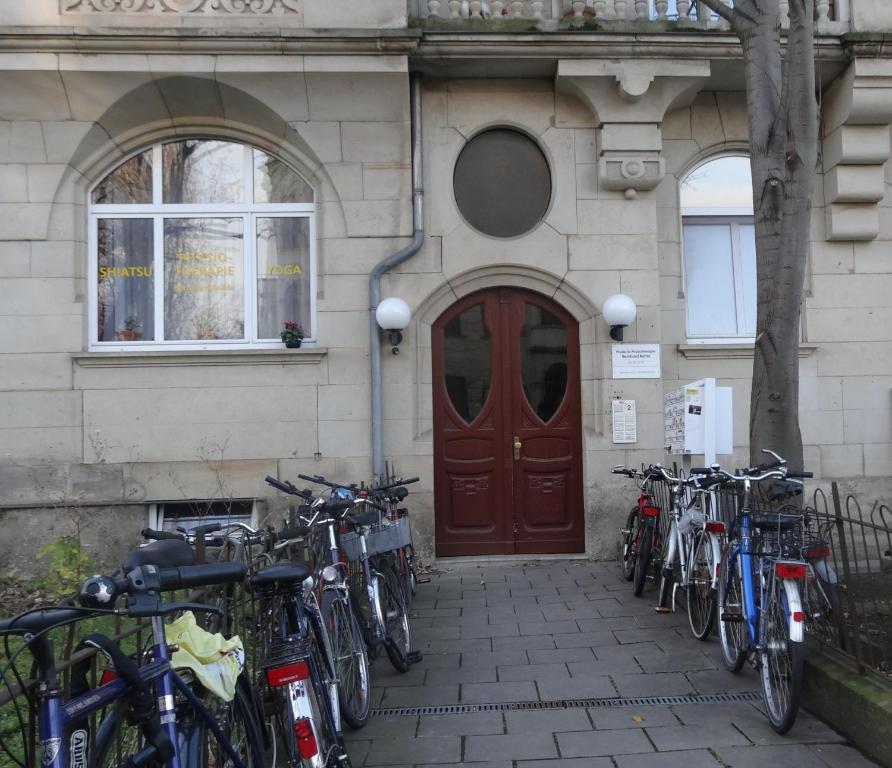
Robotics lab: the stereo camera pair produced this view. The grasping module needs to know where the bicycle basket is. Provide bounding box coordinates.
[339,517,412,561]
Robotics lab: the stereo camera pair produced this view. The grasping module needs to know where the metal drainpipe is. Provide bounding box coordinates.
[369,72,424,484]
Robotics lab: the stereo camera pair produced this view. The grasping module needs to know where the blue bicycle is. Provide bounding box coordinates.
[0,555,265,768]
[714,450,813,733]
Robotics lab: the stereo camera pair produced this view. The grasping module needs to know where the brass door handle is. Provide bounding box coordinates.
[513,436,522,461]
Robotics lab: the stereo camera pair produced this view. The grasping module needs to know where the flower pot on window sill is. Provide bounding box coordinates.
[115,330,142,342]
[284,339,302,349]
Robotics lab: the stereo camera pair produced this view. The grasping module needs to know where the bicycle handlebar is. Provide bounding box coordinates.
[265,475,314,500]
[297,473,357,491]
[371,476,420,492]
[141,528,184,541]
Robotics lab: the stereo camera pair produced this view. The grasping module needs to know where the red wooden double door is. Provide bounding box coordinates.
[433,288,584,556]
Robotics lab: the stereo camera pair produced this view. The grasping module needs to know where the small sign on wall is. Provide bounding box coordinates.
[612,399,637,444]
[612,344,661,379]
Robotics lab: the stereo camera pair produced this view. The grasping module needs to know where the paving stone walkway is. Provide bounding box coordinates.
[344,559,881,767]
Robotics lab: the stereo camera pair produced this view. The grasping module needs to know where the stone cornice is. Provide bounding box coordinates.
[413,31,847,61]
[0,27,421,55]
[73,349,328,368]
[0,27,851,62]
[678,343,818,360]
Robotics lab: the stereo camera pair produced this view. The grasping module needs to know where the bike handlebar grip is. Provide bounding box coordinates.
[157,562,247,591]
[189,522,223,536]
[690,467,712,475]
[265,475,296,494]
[401,477,420,485]
[141,528,184,541]
[786,471,813,479]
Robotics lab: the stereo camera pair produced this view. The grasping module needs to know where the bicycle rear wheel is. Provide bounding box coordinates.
[620,508,639,581]
[760,576,804,733]
[632,526,653,597]
[382,566,413,673]
[320,591,370,730]
[718,546,747,672]
[687,530,717,641]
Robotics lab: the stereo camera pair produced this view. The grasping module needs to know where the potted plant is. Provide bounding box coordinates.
[281,321,306,348]
[115,315,142,342]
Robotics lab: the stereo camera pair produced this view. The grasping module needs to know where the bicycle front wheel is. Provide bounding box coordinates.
[620,508,639,581]
[718,546,747,673]
[192,678,266,768]
[320,590,370,730]
[687,530,717,641]
[760,577,804,733]
[633,526,653,597]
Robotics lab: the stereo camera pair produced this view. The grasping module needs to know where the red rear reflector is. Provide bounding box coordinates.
[775,562,806,579]
[266,660,310,687]
[792,611,804,622]
[705,521,725,534]
[294,718,318,759]
[642,506,660,518]
[99,668,118,686]
[805,545,831,559]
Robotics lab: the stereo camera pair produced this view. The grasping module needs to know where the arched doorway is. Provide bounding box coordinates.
[432,287,585,556]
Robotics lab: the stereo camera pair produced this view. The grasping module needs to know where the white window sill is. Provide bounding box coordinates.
[73,347,327,368]
[678,343,817,360]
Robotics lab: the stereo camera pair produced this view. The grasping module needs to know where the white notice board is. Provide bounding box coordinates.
[612,344,661,379]
[612,399,637,444]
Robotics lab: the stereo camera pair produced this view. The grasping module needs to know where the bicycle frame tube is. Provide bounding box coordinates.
[738,482,759,647]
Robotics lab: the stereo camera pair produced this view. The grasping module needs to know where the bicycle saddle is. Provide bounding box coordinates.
[392,486,409,501]
[251,563,311,587]
[123,538,197,572]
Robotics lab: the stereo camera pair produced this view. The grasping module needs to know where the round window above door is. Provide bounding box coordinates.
[453,129,552,238]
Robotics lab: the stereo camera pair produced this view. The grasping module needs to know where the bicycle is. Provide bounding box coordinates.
[297,475,421,674]
[648,464,725,641]
[713,449,813,733]
[0,554,264,768]
[264,476,371,731]
[367,475,421,609]
[612,466,663,597]
[147,517,352,768]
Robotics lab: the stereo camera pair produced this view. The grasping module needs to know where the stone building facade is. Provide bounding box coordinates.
[0,0,890,569]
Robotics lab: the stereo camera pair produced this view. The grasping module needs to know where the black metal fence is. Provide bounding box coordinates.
[807,484,892,678]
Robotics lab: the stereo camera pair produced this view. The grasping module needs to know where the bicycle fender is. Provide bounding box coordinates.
[781,578,805,643]
[707,532,722,590]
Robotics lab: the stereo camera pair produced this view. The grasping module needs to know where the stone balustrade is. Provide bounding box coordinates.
[419,0,842,24]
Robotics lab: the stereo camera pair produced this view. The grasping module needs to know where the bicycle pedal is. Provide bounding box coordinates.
[721,612,744,623]
[406,650,423,664]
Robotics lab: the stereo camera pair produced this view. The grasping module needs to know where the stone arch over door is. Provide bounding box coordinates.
[413,265,600,554]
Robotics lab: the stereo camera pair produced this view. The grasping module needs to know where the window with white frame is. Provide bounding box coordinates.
[680,155,756,341]
[89,139,315,350]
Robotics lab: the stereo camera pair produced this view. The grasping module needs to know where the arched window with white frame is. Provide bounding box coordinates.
[680,154,757,342]
[89,138,315,350]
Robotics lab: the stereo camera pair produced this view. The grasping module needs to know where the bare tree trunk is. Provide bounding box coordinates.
[698,0,817,470]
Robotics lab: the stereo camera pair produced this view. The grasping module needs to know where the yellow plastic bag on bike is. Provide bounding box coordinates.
[166,611,245,702]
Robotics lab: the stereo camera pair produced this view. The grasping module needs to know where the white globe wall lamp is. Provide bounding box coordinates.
[602,293,637,342]
[375,297,412,355]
